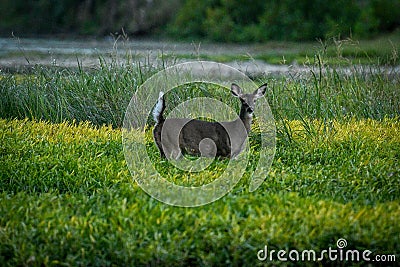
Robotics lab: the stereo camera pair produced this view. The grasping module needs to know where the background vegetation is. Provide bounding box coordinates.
[169,0,400,42]
[0,0,182,36]
[1,0,399,42]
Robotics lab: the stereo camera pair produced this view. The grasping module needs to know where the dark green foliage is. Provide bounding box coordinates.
[258,0,360,41]
[0,0,182,36]
[1,0,81,35]
[372,0,400,32]
[168,0,400,42]
[0,0,399,41]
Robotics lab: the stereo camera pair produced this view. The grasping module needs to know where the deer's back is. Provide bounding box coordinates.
[179,119,231,157]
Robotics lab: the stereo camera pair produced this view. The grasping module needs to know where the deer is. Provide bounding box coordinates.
[152,83,267,160]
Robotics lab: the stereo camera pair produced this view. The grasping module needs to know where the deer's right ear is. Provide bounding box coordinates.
[231,83,242,97]
[254,83,267,99]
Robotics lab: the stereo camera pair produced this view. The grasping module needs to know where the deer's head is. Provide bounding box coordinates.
[231,83,267,118]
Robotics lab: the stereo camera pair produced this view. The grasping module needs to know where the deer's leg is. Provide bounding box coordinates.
[153,124,166,158]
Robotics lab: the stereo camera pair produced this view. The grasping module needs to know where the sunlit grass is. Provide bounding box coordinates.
[0,118,399,265]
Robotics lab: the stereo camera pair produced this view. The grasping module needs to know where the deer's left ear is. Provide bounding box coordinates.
[254,83,267,99]
[231,83,243,97]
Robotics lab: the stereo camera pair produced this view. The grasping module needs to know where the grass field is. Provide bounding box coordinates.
[1,43,399,266]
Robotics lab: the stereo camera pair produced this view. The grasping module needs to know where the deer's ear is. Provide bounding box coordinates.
[254,84,267,99]
[231,83,242,97]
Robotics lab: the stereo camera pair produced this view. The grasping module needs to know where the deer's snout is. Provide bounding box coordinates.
[244,103,254,113]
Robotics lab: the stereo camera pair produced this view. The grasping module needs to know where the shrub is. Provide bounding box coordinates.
[167,0,399,42]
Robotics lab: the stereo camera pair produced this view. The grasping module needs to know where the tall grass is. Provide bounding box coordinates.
[264,55,400,143]
[0,56,162,128]
[1,54,399,134]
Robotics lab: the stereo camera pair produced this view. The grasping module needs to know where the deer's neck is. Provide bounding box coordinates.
[239,107,252,133]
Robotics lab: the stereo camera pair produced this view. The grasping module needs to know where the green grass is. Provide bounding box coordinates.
[0,45,399,265]
[0,59,158,128]
[1,118,399,266]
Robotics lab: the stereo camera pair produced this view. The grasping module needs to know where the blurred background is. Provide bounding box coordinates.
[1,0,399,42]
